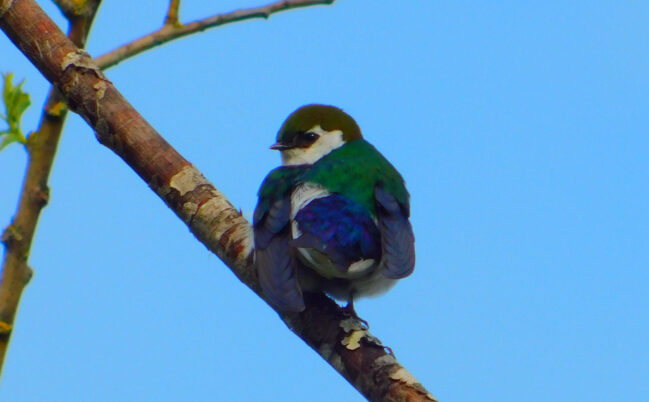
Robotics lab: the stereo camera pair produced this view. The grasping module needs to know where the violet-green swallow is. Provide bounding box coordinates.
[254,104,415,312]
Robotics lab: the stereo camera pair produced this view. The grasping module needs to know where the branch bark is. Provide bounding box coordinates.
[0,0,435,400]
[95,0,335,69]
[0,0,101,377]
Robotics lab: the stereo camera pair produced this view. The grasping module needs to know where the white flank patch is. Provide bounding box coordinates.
[347,259,375,276]
[290,182,330,238]
[281,125,345,166]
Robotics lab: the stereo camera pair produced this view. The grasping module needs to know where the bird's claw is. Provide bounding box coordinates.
[343,300,369,329]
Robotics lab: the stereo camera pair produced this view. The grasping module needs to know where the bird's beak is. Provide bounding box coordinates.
[270,142,290,150]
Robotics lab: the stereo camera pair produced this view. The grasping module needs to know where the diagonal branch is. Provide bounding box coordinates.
[0,0,101,377]
[95,0,335,69]
[0,0,331,381]
[0,0,434,400]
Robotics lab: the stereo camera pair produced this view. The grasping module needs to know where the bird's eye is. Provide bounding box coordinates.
[302,131,319,140]
[294,131,320,147]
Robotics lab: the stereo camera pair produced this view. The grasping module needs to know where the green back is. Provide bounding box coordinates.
[302,139,409,216]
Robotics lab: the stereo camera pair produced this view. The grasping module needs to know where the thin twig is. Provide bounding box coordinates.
[95,0,335,69]
[164,0,180,26]
[51,0,79,19]
[0,0,101,379]
[52,0,101,20]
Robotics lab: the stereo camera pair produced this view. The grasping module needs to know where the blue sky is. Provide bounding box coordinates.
[1,1,648,400]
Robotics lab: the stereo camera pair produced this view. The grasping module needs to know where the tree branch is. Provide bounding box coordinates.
[0,0,435,400]
[0,0,101,377]
[95,0,335,70]
[52,0,101,21]
[164,0,181,26]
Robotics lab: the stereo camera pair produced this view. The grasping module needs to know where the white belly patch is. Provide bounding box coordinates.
[298,247,376,279]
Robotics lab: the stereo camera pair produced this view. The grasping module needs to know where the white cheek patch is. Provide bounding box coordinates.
[281,149,308,166]
[281,125,345,166]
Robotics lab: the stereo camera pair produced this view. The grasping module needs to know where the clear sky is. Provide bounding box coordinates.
[1,1,648,401]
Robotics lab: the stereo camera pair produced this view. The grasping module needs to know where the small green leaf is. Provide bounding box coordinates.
[0,133,17,151]
[1,72,31,151]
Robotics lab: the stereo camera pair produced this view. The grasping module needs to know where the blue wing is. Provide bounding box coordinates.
[293,194,382,273]
[374,185,415,278]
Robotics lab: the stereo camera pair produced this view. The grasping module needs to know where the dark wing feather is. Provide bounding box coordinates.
[254,196,305,312]
[253,166,309,312]
[256,230,304,312]
[291,232,350,272]
[254,198,291,249]
[374,186,415,279]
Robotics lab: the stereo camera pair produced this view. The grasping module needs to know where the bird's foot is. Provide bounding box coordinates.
[342,300,369,329]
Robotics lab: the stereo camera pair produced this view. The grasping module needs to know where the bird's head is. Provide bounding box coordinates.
[272,104,362,166]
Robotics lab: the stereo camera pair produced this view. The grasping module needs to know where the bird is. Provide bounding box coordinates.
[253,104,415,313]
